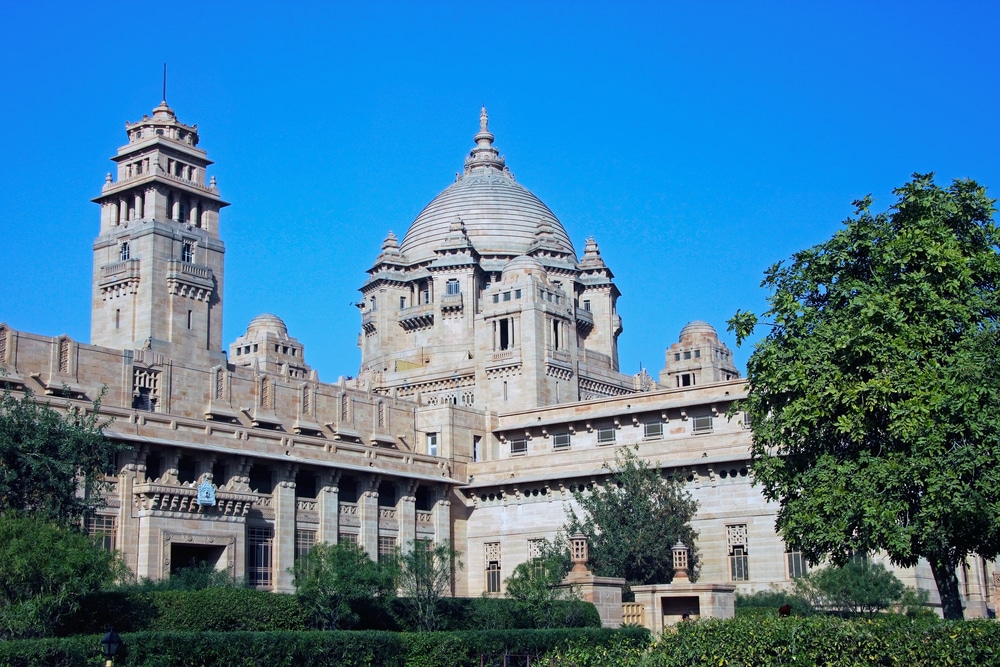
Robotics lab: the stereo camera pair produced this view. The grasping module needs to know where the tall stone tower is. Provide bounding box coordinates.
[91,101,228,363]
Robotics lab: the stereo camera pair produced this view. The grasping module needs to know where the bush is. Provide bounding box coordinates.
[646,616,1000,666]
[0,513,128,639]
[793,560,910,617]
[735,589,815,617]
[0,628,646,667]
[58,588,308,635]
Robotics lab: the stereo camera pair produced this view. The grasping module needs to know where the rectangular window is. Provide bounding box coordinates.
[119,242,130,261]
[339,532,358,545]
[786,551,808,579]
[727,524,749,582]
[684,350,691,360]
[85,515,116,551]
[181,242,194,263]
[597,427,616,445]
[492,294,499,304]
[514,289,521,299]
[510,437,527,455]
[399,296,406,309]
[674,353,680,361]
[378,536,397,561]
[485,542,501,593]
[247,526,274,588]
[694,349,701,358]
[503,291,511,302]
[473,435,482,462]
[295,529,317,560]
[552,432,571,450]
[643,421,664,439]
[692,415,713,434]
[730,545,749,581]
[427,432,438,457]
[446,279,460,295]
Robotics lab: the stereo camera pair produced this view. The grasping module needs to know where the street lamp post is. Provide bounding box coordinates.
[100,627,123,667]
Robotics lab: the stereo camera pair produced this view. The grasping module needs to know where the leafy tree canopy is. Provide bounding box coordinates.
[0,387,126,522]
[565,446,699,592]
[503,536,581,628]
[291,540,396,630]
[729,174,1000,619]
[395,540,463,632]
[0,512,128,639]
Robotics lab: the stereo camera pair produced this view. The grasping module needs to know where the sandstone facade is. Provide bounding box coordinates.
[0,102,994,619]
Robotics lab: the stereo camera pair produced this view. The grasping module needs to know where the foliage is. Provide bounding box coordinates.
[645,615,1000,666]
[291,540,396,629]
[0,628,647,667]
[58,588,308,635]
[728,174,1000,619]
[132,562,243,591]
[792,559,912,618]
[394,540,463,631]
[0,387,126,521]
[565,446,699,593]
[541,630,652,667]
[735,589,815,617]
[0,512,128,639]
[503,535,583,628]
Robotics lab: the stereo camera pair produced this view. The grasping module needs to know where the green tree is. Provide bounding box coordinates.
[504,536,582,628]
[729,174,1000,619]
[395,540,462,631]
[0,387,125,521]
[565,446,699,594]
[0,512,128,639]
[793,560,907,618]
[291,540,395,629]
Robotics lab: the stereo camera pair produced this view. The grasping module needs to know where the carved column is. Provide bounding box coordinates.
[272,465,296,593]
[358,475,380,561]
[398,479,417,553]
[317,470,341,544]
[432,484,451,544]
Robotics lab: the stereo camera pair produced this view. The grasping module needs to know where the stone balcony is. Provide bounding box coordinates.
[133,482,256,518]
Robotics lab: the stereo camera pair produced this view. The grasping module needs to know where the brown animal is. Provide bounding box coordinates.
[778,604,792,617]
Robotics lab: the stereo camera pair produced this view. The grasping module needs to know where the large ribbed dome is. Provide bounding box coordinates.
[399,108,575,264]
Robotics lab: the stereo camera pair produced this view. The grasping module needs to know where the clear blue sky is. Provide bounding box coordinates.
[2,1,997,382]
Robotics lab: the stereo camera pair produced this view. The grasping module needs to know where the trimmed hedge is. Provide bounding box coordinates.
[0,628,644,667]
[57,590,599,636]
[647,615,1000,666]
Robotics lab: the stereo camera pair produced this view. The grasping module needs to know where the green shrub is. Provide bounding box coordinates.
[735,588,815,617]
[793,560,909,617]
[646,616,1000,666]
[0,628,644,667]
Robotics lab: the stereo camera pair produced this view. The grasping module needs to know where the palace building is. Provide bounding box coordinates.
[0,101,994,619]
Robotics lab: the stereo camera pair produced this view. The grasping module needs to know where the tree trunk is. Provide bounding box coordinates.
[928,558,964,620]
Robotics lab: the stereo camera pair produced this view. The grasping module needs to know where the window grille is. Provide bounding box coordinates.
[552,432,571,450]
[786,551,808,579]
[85,515,116,551]
[485,542,501,593]
[692,415,713,434]
[247,527,274,588]
[597,427,616,445]
[643,421,664,439]
[378,536,397,561]
[295,530,317,560]
[509,437,527,455]
[727,524,749,582]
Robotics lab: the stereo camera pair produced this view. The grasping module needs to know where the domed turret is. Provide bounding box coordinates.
[660,321,740,388]
[229,314,311,379]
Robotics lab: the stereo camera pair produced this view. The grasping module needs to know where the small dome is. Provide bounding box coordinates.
[247,313,288,336]
[501,255,547,282]
[679,320,717,340]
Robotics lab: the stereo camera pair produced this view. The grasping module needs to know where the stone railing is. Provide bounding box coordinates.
[168,260,212,281]
[101,259,141,278]
[379,507,397,520]
[416,511,433,525]
[340,502,358,515]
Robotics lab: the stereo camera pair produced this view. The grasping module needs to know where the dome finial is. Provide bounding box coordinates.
[465,106,505,175]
